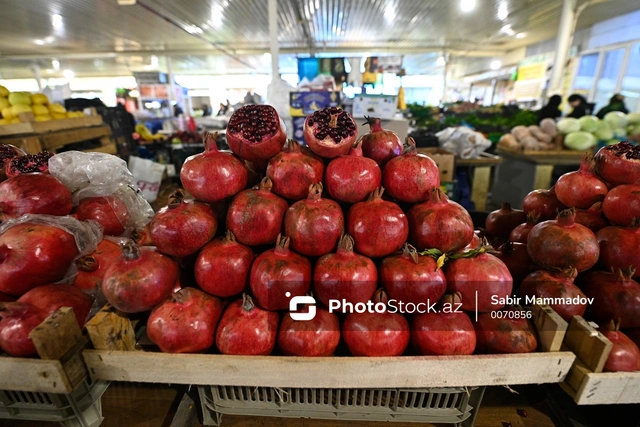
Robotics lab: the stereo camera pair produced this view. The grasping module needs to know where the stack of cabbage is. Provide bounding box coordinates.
[558,112,640,151]
[0,85,83,126]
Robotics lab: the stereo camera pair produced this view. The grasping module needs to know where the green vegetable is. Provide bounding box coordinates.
[564,131,597,151]
[595,126,614,141]
[578,115,600,133]
[604,111,629,129]
[628,112,640,125]
[613,128,627,139]
[557,118,581,134]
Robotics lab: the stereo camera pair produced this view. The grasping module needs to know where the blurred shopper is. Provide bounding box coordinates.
[537,95,562,124]
[201,104,212,117]
[173,103,184,117]
[216,102,228,116]
[567,94,589,119]
[596,93,629,119]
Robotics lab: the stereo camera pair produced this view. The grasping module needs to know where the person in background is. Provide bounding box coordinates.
[566,94,589,119]
[537,95,562,124]
[596,93,629,119]
[216,103,228,116]
[201,104,212,117]
[173,103,184,117]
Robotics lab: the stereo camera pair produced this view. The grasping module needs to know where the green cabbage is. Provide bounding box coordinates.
[627,112,640,125]
[564,131,597,151]
[629,124,640,136]
[578,115,600,133]
[595,126,614,141]
[604,111,629,129]
[557,118,581,134]
[613,128,627,139]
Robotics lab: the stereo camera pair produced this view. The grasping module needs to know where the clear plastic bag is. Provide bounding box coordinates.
[436,127,492,159]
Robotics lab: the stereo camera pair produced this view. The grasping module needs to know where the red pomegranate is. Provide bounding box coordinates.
[150,189,217,257]
[594,142,640,186]
[347,187,408,258]
[382,137,440,203]
[474,308,537,354]
[249,235,311,311]
[0,292,15,302]
[411,293,476,355]
[277,309,340,357]
[0,302,46,357]
[494,242,538,290]
[555,155,608,209]
[73,196,129,236]
[195,231,254,298]
[18,284,92,328]
[226,177,288,246]
[527,208,599,272]
[407,188,474,253]
[0,144,25,182]
[304,107,358,159]
[600,321,640,372]
[519,269,586,322]
[602,180,640,227]
[132,224,153,246]
[147,288,223,353]
[575,202,608,233]
[626,327,640,349]
[486,202,526,240]
[596,223,640,277]
[5,151,54,177]
[360,116,403,167]
[284,183,344,256]
[215,294,279,355]
[380,243,447,306]
[0,223,78,296]
[313,234,377,310]
[0,173,72,219]
[266,139,324,201]
[73,239,122,293]
[180,132,248,203]
[579,269,640,329]
[101,243,180,313]
[445,252,513,312]
[522,188,566,221]
[226,104,287,162]
[463,231,483,251]
[509,212,539,243]
[324,140,381,203]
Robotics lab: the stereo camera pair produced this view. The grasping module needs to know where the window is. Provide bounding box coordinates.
[621,43,640,113]
[572,53,599,96]
[593,48,625,112]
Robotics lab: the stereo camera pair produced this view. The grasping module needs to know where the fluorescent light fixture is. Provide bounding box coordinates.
[490,60,501,70]
[52,59,60,70]
[117,0,137,4]
[497,2,508,20]
[460,0,476,12]
[384,2,397,23]
[34,39,45,45]
[63,69,74,79]
[436,56,446,66]
[45,36,55,43]
[51,14,63,30]
[501,24,515,36]
[516,32,526,39]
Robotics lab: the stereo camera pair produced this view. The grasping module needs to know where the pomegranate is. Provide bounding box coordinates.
[132,224,153,246]
[303,107,358,159]
[575,202,608,233]
[411,293,476,355]
[73,239,122,293]
[555,155,608,209]
[313,234,377,310]
[266,139,324,201]
[226,104,287,162]
[73,196,129,236]
[147,288,223,353]
[382,137,440,203]
[0,144,25,182]
[249,235,311,311]
[101,243,180,313]
[522,188,566,221]
[226,177,288,246]
[602,180,640,227]
[180,132,248,203]
[594,142,640,186]
[215,294,279,356]
[342,289,410,356]
[346,187,408,258]
[509,212,540,243]
[195,231,254,298]
[284,183,344,256]
[360,116,403,166]
[5,151,54,177]
[0,292,15,302]
[600,320,640,372]
[626,327,640,348]
[0,223,78,296]
[486,202,526,240]
[150,189,217,257]
[463,231,482,251]
[277,308,340,356]
[18,284,93,328]
[0,302,46,357]
[380,243,447,306]
[474,308,538,354]
[494,242,538,290]
[324,139,381,203]
[519,269,586,322]
[407,188,474,253]
[596,222,640,277]
[527,208,599,272]
[579,269,640,329]
[445,252,513,312]
[0,173,72,219]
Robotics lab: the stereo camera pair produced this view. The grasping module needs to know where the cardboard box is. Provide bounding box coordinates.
[440,181,457,200]
[418,148,455,182]
[352,95,397,120]
[291,117,307,145]
[356,119,409,141]
[290,91,341,116]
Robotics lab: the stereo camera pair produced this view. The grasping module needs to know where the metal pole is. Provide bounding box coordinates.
[268,0,279,79]
[29,63,43,91]
[489,78,497,105]
[442,59,449,103]
[166,56,176,111]
[549,0,577,94]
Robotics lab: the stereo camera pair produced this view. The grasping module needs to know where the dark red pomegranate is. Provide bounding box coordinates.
[147,288,223,353]
[407,188,474,253]
[0,292,15,302]
[594,142,640,186]
[5,151,54,178]
[522,188,566,221]
[0,144,25,182]
[626,327,640,349]
[596,223,640,277]
[486,202,526,240]
[0,173,72,219]
[575,202,608,233]
[277,308,340,356]
[494,242,538,290]
[180,132,248,203]
[73,239,122,293]
[555,155,608,209]
[579,269,640,328]
[313,234,377,310]
[380,243,447,306]
[0,223,78,296]
[266,139,324,201]
[18,284,92,328]
[150,190,217,257]
[382,137,440,203]
[249,235,311,311]
[509,212,540,243]
[445,252,513,312]
[411,293,476,355]
[519,269,586,322]
[600,320,640,372]
[527,208,599,272]
[347,187,408,258]
[463,231,482,251]
[215,294,279,356]
[226,104,287,162]
[474,308,537,354]
[102,243,180,313]
[132,224,153,246]
[360,116,402,167]
[324,140,381,203]
[284,183,344,256]
[226,177,288,246]
[195,231,254,298]
[602,180,640,227]
[0,302,46,357]
[73,196,129,236]
[304,107,358,159]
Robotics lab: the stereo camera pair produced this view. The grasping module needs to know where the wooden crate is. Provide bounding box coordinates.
[561,316,640,405]
[0,115,103,137]
[82,304,575,389]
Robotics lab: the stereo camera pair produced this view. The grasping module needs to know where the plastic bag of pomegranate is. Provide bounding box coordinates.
[436,126,492,159]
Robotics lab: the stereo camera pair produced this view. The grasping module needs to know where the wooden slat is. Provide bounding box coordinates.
[86,304,137,351]
[41,125,112,149]
[0,115,103,137]
[563,316,612,373]
[470,166,491,211]
[0,358,75,393]
[88,142,118,155]
[532,305,568,352]
[29,307,83,360]
[496,147,586,165]
[573,371,640,405]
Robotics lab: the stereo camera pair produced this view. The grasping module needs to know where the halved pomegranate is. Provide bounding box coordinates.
[0,144,25,182]
[5,151,54,178]
[594,142,640,186]
[304,107,358,159]
[226,105,287,162]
